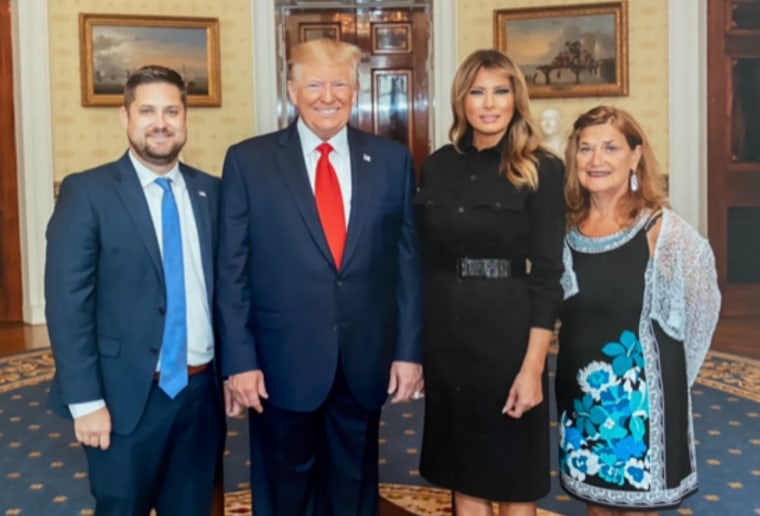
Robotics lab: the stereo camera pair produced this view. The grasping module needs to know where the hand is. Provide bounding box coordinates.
[227,370,268,413]
[224,381,243,417]
[387,361,424,404]
[74,406,112,450]
[502,369,543,419]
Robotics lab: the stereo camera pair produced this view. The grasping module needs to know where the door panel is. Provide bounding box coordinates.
[0,0,24,322]
[707,0,760,317]
[282,6,431,177]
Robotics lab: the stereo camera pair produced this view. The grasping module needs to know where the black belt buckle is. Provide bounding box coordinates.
[457,258,513,279]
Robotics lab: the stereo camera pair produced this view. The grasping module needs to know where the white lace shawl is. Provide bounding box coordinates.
[561,209,721,385]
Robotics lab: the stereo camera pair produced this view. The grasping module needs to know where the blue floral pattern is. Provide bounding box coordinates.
[559,330,651,490]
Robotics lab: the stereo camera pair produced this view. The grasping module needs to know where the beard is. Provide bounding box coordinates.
[128,129,186,168]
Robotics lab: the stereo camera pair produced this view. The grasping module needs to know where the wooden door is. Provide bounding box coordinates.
[0,0,23,322]
[707,0,760,325]
[282,6,431,176]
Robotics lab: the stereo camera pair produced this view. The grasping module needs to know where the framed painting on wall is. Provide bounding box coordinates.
[79,13,221,107]
[494,2,628,98]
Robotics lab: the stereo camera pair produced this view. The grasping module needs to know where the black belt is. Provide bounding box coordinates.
[456,258,527,279]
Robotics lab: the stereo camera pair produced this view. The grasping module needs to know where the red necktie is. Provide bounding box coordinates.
[315,143,346,267]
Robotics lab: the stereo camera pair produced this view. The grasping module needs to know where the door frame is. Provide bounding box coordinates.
[252,0,456,152]
[0,0,22,321]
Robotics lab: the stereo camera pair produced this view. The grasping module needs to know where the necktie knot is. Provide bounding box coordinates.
[155,177,172,192]
[317,142,333,157]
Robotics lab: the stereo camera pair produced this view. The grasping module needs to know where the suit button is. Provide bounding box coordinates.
[332,323,338,332]
[158,306,166,315]
[457,206,465,213]
[336,280,343,287]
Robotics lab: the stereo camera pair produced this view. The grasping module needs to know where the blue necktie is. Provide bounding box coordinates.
[155,178,188,398]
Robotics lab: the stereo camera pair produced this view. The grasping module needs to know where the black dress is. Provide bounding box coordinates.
[415,138,565,501]
[556,213,695,509]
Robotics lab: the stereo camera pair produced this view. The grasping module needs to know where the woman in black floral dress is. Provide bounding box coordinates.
[557,106,721,515]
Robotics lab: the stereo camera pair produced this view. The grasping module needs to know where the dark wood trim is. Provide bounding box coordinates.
[707,0,760,317]
[0,0,24,322]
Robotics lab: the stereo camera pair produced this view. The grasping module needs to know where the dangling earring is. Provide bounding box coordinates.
[629,169,639,192]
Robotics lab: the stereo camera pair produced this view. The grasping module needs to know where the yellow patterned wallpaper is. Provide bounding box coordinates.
[48,1,669,179]
[457,0,670,172]
[48,0,254,180]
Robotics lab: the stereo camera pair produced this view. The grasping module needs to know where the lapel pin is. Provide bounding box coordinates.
[198,190,207,198]
[363,154,371,162]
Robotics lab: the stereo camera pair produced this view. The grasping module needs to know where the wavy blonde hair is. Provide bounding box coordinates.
[564,105,669,228]
[288,38,362,87]
[449,49,545,190]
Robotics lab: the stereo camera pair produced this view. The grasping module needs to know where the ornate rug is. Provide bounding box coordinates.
[1,349,759,515]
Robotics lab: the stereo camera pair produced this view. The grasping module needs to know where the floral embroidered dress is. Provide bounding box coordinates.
[556,210,718,510]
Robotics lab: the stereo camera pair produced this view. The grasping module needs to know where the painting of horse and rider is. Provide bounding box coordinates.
[494,2,628,99]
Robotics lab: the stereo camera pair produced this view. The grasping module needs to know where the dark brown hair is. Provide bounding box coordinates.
[123,65,187,109]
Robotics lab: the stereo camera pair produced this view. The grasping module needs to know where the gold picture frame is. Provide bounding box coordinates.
[79,14,221,107]
[494,2,628,98]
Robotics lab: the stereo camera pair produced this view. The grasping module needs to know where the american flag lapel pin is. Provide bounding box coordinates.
[198,190,207,198]
[363,153,371,163]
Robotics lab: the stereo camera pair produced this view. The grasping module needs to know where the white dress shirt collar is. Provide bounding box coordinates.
[127,151,182,187]
[296,118,349,158]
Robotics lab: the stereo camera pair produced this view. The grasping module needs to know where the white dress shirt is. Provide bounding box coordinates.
[296,118,352,225]
[69,153,214,418]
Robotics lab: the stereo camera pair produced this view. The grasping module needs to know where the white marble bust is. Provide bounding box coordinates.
[540,107,566,157]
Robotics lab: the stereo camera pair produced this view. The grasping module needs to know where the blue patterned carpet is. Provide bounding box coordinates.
[1,349,759,515]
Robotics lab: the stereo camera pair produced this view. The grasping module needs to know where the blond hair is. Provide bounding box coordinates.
[288,38,362,86]
[449,49,544,190]
[564,105,669,228]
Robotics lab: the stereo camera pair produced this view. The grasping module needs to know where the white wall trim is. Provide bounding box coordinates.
[431,0,457,150]
[12,0,55,324]
[252,1,279,135]
[252,1,457,150]
[668,0,707,234]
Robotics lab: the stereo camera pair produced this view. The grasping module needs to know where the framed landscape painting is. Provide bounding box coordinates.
[494,2,628,98]
[79,14,221,107]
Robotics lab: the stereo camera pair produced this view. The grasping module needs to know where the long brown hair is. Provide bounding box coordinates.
[565,105,669,228]
[449,49,544,190]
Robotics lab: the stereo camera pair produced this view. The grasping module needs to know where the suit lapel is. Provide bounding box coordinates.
[112,153,164,281]
[342,127,372,269]
[275,124,335,265]
[182,165,214,301]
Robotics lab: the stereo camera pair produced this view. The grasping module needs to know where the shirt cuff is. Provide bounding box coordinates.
[69,399,106,419]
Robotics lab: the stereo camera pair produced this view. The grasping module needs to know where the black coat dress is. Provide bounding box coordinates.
[416,138,565,501]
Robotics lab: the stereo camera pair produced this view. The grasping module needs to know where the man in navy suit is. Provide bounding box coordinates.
[45,65,225,516]
[216,38,424,516]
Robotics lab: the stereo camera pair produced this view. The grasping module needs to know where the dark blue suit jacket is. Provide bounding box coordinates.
[215,124,423,412]
[45,153,220,435]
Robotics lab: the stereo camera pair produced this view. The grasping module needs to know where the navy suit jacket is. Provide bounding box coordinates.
[45,153,220,435]
[215,124,423,412]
